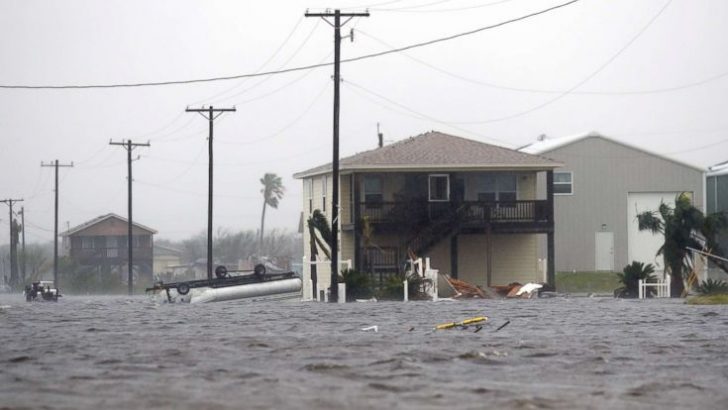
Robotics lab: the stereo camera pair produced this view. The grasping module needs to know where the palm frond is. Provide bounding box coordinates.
[637,211,663,234]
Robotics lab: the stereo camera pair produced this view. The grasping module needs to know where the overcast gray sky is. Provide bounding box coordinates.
[1,0,727,246]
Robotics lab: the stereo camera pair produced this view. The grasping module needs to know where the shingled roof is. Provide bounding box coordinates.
[294,131,561,178]
[61,213,157,237]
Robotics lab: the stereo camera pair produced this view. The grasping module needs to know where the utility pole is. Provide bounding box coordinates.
[305,8,369,302]
[19,207,26,284]
[110,139,150,295]
[0,198,23,289]
[41,160,73,288]
[185,106,236,281]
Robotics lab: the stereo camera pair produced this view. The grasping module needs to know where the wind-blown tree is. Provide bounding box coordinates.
[637,193,727,297]
[259,173,285,255]
[306,210,332,299]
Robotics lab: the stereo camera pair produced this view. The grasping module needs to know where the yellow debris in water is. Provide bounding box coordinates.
[435,316,488,330]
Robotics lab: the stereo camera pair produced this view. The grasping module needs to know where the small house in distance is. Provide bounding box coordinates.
[61,213,156,284]
[153,244,183,281]
[520,131,705,275]
[294,131,561,296]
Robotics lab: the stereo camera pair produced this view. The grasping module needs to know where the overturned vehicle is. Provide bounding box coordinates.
[146,261,302,304]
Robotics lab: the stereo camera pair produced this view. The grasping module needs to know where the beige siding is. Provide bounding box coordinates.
[541,137,704,272]
[518,173,536,200]
[424,237,451,276]
[340,174,352,224]
[340,231,355,266]
[457,234,540,287]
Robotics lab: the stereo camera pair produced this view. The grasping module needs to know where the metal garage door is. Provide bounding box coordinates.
[627,192,690,274]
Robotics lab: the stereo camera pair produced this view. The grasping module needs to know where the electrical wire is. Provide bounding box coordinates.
[147,141,207,185]
[225,50,333,107]
[420,0,674,125]
[373,0,457,11]
[340,0,404,9]
[0,0,582,90]
[356,27,728,96]
[343,79,517,146]
[373,0,517,13]
[217,79,330,145]
[189,15,311,106]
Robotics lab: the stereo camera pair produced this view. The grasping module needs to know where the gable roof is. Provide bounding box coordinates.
[294,131,561,178]
[519,131,705,172]
[61,213,157,237]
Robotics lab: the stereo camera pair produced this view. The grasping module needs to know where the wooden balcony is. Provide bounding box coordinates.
[358,200,552,233]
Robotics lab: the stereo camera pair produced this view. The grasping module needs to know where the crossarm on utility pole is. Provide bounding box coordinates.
[305,8,369,303]
[185,106,236,282]
[109,139,150,295]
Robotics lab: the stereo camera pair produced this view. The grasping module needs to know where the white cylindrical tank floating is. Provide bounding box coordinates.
[190,278,302,304]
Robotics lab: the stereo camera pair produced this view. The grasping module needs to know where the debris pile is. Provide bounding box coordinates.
[446,277,487,298]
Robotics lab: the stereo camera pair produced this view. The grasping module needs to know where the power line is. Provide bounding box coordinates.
[109,139,150,295]
[344,79,516,146]
[189,15,314,106]
[373,0,517,13]
[347,0,673,127]
[217,79,330,145]
[0,0,582,90]
[356,27,728,96]
[185,106,236,281]
[40,160,73,288]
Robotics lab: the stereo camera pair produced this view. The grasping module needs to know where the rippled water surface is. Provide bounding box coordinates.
[1,294,727,409]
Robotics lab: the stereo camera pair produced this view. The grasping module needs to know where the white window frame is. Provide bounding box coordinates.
[554,171,573,196]
[363,175,384,208]
[428,174,450,202]
[322,175,327,213]
[306,178,314,213]
[475,174,518,202]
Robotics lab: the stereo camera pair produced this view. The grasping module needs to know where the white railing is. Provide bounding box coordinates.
[638,275,671,299]
[301,257,352,302]
[405,257,439,301]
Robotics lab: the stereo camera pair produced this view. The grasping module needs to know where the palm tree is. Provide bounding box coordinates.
[259,173,285,255]
[637,193,727,297]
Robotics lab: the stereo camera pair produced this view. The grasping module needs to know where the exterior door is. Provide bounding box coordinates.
[595,232,614,271]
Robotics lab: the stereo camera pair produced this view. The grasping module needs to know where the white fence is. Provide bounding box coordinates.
[301,257,351,302]
[638,275,671,299]
[404,257,439,302]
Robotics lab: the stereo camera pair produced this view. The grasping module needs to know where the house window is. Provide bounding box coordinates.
[476,174,517,202]
[429,174,450,202]
[81,236,94,249]
[554,172,573,195]
[106,236,118,248]
[306,178,313,213]
[349,174,354,223]
[363,175,383,208]
[322,176,327,213]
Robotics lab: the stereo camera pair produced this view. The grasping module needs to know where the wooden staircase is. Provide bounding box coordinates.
[405,204,468,261]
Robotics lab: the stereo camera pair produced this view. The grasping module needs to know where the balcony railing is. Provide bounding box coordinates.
[359,200,551,225]
[71,247,153,261]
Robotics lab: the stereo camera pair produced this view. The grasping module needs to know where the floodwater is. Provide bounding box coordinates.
[1,294,727,410]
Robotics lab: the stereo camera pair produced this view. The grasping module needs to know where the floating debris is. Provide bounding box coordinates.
[495,320,511,332]
[435,316,488,330]
[361,325,378,332]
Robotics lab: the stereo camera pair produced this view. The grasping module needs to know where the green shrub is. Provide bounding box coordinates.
[614,261,657,298]
[339,269,373,301]
[695,278,728,296]
[377,272,431,301]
